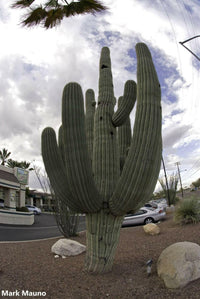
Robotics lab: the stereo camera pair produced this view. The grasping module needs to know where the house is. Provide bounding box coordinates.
[0,165,34,225]
[0,164,28,209]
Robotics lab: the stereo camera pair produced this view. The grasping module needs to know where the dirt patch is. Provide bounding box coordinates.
[1,214,200,298]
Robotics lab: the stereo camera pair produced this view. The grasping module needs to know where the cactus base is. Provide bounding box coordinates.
[85,210,124,273]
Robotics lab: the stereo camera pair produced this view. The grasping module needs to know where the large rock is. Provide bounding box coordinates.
[143,223,160,235]
[51,239,86,257]
[157,242,200,288]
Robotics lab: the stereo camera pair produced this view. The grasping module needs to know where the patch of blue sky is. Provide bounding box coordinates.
[170,108,184,117]
[87,28,122,49]
[125,48,137,73]
[151,48,184,105]
[176,140,200,161]
[184,3,193,14]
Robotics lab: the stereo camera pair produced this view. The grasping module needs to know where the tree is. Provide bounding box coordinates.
[33,163,79,237]
[12,0,107,29]
[6,159,33,170]
[0,148,11,165]
[159,173,179,206]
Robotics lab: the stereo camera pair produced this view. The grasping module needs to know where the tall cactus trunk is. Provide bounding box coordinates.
[85,210,123,273]
[41,43,162,274]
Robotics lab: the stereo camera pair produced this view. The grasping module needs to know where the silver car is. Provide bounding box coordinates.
[122,207,166,226]
[26,205,41,215]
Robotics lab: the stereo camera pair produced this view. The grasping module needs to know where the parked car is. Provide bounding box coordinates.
[122,207,166,226]
[25,205,41,215]
[145,199,168,211]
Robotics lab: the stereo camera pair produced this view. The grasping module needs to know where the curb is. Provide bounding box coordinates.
[0,235,63,244]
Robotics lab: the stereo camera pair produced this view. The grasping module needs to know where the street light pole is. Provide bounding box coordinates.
[179,35,200,61]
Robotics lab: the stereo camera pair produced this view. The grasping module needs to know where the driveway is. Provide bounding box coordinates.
[0,214,86,242]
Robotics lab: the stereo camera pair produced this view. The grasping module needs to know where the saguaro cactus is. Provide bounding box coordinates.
[41,43,162,273]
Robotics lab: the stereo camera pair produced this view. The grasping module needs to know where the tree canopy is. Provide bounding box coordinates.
[0,148,11,165]
[12,0,108,29]
[0,148,33,170]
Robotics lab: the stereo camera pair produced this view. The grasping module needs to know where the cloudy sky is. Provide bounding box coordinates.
[0,0,200,192]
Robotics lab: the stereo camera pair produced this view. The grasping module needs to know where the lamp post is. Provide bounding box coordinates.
[179,35,200,62]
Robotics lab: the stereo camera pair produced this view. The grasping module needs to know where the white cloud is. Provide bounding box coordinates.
[0,0,200,190]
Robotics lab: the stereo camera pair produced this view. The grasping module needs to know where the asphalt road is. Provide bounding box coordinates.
[0,214,86,242]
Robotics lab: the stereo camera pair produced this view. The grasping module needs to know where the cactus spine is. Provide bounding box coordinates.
[42,43,162,273]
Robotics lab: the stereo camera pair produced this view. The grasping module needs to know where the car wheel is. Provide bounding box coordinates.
[144,217,154,224]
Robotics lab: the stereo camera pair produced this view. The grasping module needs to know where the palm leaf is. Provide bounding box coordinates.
[11,0,35,9]
[63,0,107,17]
[12,0,107,28]
[22,7,48,27]
[45,8,64,28]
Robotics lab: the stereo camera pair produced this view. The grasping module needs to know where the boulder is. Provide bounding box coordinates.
[143,223,160,235]
[51,239,86,257]
[157,241,200,288]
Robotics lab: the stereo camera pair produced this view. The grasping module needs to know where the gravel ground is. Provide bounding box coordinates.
[1,214,200,299]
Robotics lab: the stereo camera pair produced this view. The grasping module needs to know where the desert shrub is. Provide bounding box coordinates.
[174,198,200,225]
[16,206,29,212]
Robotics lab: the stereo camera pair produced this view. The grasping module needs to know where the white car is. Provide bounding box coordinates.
[26,205,41,215]
[145,199,168,211]
[122,207,166,226]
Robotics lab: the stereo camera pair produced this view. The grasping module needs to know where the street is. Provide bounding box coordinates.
[0,214,86,242]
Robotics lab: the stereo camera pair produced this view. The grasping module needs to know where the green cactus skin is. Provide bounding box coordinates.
[109,43,162,215]
[112,80,136,127]
[85,210,123,273]
[41,43,162,273]
[85,89,96,162]
[117,97,132,172]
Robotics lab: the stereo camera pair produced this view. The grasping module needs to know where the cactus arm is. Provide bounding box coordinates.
[92,47,120,201]
[41,127,80,212]
[110,43,162,216]
[62,82,102,212]
[58,125,65,164]
[117,97,132,173]
[112,80,136,127]
[85,89,96,161]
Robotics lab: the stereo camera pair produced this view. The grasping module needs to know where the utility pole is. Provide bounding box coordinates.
[175,162,183,198]
[162,156,170,205]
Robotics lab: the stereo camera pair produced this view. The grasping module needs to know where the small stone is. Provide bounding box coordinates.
[54,255,59,258]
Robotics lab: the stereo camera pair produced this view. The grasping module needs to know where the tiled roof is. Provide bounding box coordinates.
[0,169,19,184]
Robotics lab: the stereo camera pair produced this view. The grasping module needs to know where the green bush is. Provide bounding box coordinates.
[174,198,200,225]
[16,206,29,212]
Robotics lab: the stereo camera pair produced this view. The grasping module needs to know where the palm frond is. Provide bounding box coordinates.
[11,0,35,9]
[63,0,107,17]
[12,0,107,28]
[22,6,48,27]
[45,8,64,28]
[45,0,60,8]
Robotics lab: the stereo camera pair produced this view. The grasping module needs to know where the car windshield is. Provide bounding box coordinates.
[126,209,148,217]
